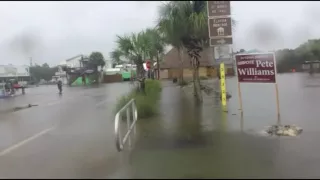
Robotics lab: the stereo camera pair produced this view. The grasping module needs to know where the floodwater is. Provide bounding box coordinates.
[0,82,135,178]
[112,73,320,179]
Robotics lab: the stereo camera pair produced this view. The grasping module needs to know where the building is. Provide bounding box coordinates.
[58,55,93,85]
[159,47,235,80]
[52,66,68,85]
[0,65,30,86]
[59,54,90,70]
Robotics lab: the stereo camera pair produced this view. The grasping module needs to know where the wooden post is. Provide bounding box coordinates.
[240,113,244,132]
[237,82,243,116]
[275,83,281,124]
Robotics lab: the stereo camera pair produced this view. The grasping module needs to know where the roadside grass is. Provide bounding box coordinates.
[114,79,162,119]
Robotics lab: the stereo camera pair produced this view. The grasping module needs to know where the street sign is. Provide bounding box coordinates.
[214,45,232,63]
[208,17,232,38]
[210,37,233,46]
[146,60,151,70]
[235,52,280,118]
[207,1,233,108]
[236,53,277,83]
[207,1,231,17]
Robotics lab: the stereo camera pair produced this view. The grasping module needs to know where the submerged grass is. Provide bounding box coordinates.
[114,79,162,119]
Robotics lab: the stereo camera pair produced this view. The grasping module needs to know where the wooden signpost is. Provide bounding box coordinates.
[235,53,280,120]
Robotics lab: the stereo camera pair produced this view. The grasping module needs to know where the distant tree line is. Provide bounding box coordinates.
[237,39,320,73]
[276,39,320,73]
[29,63,58,82]
[29,51,106,83]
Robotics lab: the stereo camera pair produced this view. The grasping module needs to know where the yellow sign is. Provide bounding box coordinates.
[220,63,227,106]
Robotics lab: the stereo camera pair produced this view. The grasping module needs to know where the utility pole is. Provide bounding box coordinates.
[29,57,32,82]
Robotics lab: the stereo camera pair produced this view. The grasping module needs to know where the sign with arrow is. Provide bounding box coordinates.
[208,17,233,46]
[210,38,233,46]
[207,1,233,47]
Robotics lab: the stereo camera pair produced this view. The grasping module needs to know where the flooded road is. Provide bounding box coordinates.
[1,74,320,178]
[0,82,133,178]
[112,73,320,179]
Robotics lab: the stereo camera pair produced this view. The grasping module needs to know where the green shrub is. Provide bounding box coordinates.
[145,79,162,98]
[114,79,162,119]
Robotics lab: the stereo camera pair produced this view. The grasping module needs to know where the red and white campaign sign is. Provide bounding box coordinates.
[235,53,276,83]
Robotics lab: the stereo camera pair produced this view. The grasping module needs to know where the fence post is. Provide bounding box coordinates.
[126,108,131,149]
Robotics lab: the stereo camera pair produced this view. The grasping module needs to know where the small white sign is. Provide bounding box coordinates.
[214,45,232,62]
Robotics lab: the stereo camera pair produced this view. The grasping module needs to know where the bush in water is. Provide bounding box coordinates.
[114,79,162,119]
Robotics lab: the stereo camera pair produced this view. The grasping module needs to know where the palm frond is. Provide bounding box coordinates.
[110,49,124,64]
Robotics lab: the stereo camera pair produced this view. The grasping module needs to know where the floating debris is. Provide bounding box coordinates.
[265,124,303,136]
[13,104,38,112]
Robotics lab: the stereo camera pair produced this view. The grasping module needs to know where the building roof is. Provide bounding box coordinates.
[160,47,213,69]
[65,55,83,62]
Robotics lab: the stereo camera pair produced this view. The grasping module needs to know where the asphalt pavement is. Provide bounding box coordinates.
[0,83,132,178]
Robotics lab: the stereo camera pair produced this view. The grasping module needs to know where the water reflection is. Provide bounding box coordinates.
[129,74,320,178]
[240,114,244,132]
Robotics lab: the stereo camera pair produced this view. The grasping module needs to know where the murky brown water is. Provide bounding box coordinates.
[111,73,320,178]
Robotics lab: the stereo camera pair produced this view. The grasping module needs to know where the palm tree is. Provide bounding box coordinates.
[157,1,190,83]
[144,28,165,79]
[157,1,236,102]
[110,49,125,65]
[181,1,208,102]
[113,29,166,79]
[113,33,147,78]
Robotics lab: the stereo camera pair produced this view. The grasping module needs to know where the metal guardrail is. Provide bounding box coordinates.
[114,99,138,152]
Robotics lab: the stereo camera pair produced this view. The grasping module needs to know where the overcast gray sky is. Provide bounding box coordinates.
[0,1,319,66]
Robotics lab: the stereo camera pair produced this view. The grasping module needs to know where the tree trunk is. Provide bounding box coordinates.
[192,57,203,102]
[157,53,160,80]
[130,59,135,82]
[192,65,196,97]
[195,66,203,102]
[136,62,145,78]
[180,48,184,82]
[177,48,184,84]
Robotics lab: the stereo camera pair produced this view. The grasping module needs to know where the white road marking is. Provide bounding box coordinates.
[0,126,55,157]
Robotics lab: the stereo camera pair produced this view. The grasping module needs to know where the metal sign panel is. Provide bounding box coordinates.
[210,37,233,46]
[207,1,231,17]
[236,53,277,83]
[208,17,232,38]
[214,45,232,63]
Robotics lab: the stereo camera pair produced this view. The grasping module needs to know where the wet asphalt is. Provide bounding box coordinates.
[2,74,320,178]
[0,83,132,178]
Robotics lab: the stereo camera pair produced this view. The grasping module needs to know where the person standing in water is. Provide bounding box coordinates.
[57,78,63,94]
[82,74,86,85]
